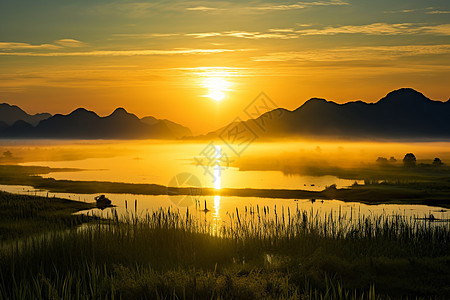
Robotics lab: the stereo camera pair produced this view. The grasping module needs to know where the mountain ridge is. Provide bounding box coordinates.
[0,106,192,140]
[1,88,448,140]
[0,103,52,126]
[201,88,450,141]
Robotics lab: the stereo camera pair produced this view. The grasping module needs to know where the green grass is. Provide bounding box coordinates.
[0,191,95,241]
[1,200,449,299]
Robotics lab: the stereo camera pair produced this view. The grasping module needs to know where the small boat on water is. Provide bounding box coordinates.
[95,194,112,209]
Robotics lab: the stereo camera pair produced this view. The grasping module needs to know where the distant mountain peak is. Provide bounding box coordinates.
[0,103,52,126]
[0,103,192,139]
[141,116,192,138]
[378,88,429,105]
[107,107,139,121]
[140,116,158,125]
[71,107,89,114]
[304,97,328,104]
[294,97,329,112]
[111,107,128,115]
[68,108,98,118]
[388,87,422,95]
[0,103,22,110]
[202,88,449,141]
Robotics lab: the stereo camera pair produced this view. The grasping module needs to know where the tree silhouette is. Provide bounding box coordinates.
[403,153,416,167]
[2,150,12,158]
[432,157,444,166]
[376,157,388,165]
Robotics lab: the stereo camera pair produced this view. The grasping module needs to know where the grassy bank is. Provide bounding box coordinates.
[1,201,449,299]
[0,191,95,241]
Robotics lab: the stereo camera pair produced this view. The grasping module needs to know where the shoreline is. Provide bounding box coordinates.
[0,190,96,241]
[1,174,449,209]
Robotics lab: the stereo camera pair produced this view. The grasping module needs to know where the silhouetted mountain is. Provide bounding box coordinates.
[2,88,447,140]
[0,103,51,126]
[203,88,450,140]
[0,121,8,132]
[141,116,192,138]
[0,106,192,140]
[4,120,35,138]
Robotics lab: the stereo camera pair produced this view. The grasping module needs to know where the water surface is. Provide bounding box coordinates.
[2,140,450,225]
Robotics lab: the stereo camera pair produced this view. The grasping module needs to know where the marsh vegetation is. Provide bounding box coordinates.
[0,191,94,241]
[0,191,449,299]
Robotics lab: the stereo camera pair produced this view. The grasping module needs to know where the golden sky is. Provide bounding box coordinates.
[0,0,449,133]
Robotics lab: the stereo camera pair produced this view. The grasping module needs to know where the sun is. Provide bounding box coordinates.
[203,77,231,101]
[209,90,225,101]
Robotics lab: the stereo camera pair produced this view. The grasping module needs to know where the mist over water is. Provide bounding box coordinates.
[2,139,450,190]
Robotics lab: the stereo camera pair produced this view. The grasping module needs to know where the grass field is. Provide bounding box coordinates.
[0,191,449,299]
[0,191,95,241]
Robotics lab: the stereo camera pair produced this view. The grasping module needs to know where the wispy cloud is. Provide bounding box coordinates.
[54,39,87,48]
[184,23,450,39]
[295,23,419,35]
[0,39,87,51]
[252,44,450,62]
[186,0,348,12]
[420,24,450,35]
[268,28,295,32]
[0,68,161,89]
[384,9,417,14]
[186,6,220,11]
[254,0,348,11]
[295,23,450,36]
[385,7,450,15]
[314,22,446,36]
[0,42,61,50]
[0,48,250,57]
[254,3,307,10]
[187,30,299,39]
[93,0,348,16]
[426,10,450,14]
[112,33,181,39]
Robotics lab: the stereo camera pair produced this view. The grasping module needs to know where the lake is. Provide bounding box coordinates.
[1,139,449,222]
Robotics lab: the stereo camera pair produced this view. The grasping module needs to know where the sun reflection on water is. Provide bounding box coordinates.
[213,195,221,221]
[213,145,222,190]
[213,145,222,223]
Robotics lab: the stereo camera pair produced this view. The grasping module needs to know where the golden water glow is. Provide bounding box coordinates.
[213,145,222,226]
[213,195,221,221]
[213,145,222,189]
